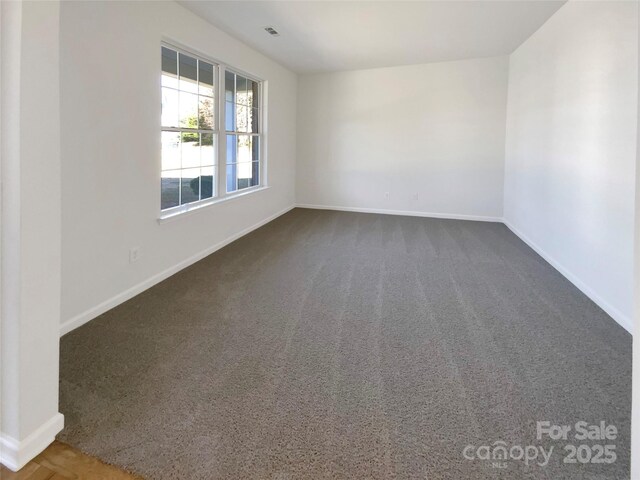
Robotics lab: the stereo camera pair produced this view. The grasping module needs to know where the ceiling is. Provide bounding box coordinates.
[179,1,566,74]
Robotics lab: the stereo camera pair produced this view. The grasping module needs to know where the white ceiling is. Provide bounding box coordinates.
[179,1,566,74]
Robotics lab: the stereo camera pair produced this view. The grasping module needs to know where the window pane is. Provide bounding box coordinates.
[179,91,198,128]
[199,61,214,96]
[161,47,178,88]
[181,132,200,168]
[161,170,180,209]
[236,135,252,163]
[200,133,215,166]
[226,134,237,193]
[250,161,260,187]
[225,101,235,131]
[200,166,214,199]
[225,70,235,102]
[236,76,248,105]
[249,108,259,133]
[161,87,179,127]
[234,162,260,190]
[236,162,254,190]
[226,162,237,193]
[251,136,260,160]
[226,134,237,164]
[161,131,180,171]
[251,80,259,108]
[179,53,198,93]
[246,80,254,108]
[181,167,200,204]
[199,96,215,130]
[237,104,249,133]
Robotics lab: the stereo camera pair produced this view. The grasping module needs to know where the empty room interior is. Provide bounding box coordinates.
[2,0,640,479]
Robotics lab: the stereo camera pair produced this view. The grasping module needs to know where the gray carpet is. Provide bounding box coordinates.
[59,208,631,479]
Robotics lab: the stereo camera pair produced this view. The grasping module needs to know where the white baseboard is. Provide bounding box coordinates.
[60,205,295,336]
[503,219,633,334]
[0,412,64,472]
[295,203,503,222]
[59,203,631,336]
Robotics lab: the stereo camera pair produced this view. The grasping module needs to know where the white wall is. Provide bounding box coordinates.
[503,0,638,331]
[296,56,509,220]
[59,1,297,332]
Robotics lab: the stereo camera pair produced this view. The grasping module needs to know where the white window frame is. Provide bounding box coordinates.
[159,41,267,222]
[223,67,264,197]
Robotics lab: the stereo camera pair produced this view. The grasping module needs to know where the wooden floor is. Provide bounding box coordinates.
[0,441,140,480]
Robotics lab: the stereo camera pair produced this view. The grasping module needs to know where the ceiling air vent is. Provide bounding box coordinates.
[264,27,280,37]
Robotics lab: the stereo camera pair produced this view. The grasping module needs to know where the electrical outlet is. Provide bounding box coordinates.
[384,191,390,200]
[129,246,141,263]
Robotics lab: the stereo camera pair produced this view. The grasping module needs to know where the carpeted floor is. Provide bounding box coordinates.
[59,208,631,479]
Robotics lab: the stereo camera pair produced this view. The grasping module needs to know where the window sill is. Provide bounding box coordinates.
[158,185,270,224]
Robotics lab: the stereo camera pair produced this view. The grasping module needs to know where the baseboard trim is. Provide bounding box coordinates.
[60,205,296,336]
[0,412,64,472]
[503,219,633,334]
[295,203,503,222]
[59,204,631,336]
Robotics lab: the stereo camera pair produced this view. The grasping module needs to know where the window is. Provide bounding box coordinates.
[161,46,217,211]
[160,44,263,215]
[225,70,261,193]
